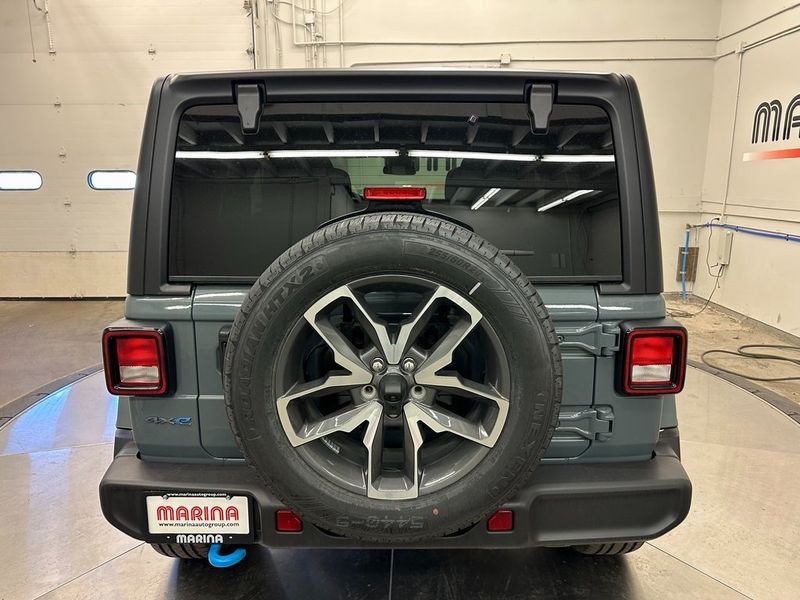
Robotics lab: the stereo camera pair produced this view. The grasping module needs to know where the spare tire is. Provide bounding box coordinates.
[224,213,561,543]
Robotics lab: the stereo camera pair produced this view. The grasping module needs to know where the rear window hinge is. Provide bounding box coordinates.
[557,406,614,442]
[558,322,619,356]
[235,83,264,134]
[527,82,554,135]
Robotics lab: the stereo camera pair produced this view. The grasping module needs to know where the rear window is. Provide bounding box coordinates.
[169,102,621,281]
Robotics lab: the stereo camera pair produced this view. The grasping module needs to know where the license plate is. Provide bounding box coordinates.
[146,494,250,540]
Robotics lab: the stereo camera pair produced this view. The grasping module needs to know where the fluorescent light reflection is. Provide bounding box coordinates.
[539,154,615,163]
[471,187,501,210]
[175,149,615,163]
[409,150,536,162]
[538,189,595,212]
[175,151,265,160]
[268,149,400,158]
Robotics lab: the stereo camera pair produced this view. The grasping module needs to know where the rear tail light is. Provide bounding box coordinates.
[363,186,427,201]
[103,329,168,395]
[620,326,687,395]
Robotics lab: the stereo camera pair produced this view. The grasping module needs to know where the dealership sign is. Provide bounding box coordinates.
[744,93,800,161]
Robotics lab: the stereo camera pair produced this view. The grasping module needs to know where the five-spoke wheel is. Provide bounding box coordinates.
[274,276,510,500]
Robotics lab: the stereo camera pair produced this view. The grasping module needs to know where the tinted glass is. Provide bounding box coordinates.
[170,102,621,280]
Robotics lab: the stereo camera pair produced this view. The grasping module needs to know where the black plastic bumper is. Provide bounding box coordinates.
[100,431,691,549]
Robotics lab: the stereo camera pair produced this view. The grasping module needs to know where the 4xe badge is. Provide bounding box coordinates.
[146,416,192,426]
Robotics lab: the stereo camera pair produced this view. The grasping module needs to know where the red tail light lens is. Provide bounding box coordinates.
[276,509,303,532]
[364,186,427,201]
[621,327,687,395]
[103,329,168,395]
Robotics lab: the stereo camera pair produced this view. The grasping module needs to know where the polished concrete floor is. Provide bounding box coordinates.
[0,300,123,410]
[0,368,798,600]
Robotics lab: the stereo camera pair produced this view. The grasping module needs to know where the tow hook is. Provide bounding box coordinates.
[208,543,247,568]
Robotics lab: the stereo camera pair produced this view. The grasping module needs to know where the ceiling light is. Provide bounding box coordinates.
[408,150,537,162]
[175,151,265,160]
[268,149,400,158]
[539,154,615,163]
[471,187,501,210]
[537,189,595,212]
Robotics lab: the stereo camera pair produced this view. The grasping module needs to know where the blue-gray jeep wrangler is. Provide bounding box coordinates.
[99,70,690,561]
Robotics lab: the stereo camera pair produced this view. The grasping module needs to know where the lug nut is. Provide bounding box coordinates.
[401,358,416,373]
[371,358,386,373]
[411,385,426,401]
[361,385,377,401]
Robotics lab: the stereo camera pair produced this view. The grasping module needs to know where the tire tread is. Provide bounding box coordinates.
[572,541,645,555]
[150,543,210,560]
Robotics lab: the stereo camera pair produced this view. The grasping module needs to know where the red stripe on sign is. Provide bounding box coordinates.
[743,148,800,161]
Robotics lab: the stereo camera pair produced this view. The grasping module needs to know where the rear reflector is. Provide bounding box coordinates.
[363,186,427,201]
[103,329,168,396]
[276,509,303,532]
[621,327,687,395]
[487,509,514,532]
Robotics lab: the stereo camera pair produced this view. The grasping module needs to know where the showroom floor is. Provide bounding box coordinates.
[0,300,123,412]
[1,367,798,599]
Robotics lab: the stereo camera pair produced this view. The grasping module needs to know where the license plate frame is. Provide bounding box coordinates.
[144,493,254,544]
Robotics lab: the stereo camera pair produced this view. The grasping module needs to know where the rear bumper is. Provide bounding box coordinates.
[100,430,691,549]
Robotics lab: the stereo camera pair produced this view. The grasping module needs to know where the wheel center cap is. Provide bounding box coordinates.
[378,372,409,417]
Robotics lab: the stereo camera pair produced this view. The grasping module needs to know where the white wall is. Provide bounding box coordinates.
[691,0,800,336]
[0,0,253,297]
[1,0,798,336]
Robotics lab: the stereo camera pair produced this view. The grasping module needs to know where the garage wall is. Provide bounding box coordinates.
[690,0,800,336]
[0,0,253,297]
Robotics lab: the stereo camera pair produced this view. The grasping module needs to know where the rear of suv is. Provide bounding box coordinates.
[99,69,690,562]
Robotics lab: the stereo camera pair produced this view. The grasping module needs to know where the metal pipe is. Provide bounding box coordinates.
[681,229,690,300]
[349,52,737,68]
[269,0,284,68]
[309,0,318,67]
[696,210,800,226]
[43,0,55,55]
[346,19,800,68]
[338,0,344,67]
[719,49,744,221]
[320,0,327,67]
[717,2,800,41]
[283,2,800,50]
[741,23,800,51]
[699,222,800,244]
[702,200,800,215]
[250,0,258,69]
[293,36,719,48]
[276,0,799,69]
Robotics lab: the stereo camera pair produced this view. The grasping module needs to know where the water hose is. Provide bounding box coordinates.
[701,344,800,382]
